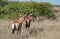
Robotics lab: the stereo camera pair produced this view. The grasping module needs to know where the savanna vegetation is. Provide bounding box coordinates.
[0,0,60,39]
[0,0,56,19]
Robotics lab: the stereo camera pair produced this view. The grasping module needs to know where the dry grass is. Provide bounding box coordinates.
[0,16,60,39]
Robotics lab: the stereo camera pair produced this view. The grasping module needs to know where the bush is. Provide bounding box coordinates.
[0,1,56,19]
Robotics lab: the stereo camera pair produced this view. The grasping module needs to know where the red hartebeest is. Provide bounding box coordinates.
[11,13,26,34]
[11,13,34,35]
[24,13,34,35]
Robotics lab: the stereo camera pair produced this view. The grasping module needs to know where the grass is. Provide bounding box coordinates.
[0,16,60,39]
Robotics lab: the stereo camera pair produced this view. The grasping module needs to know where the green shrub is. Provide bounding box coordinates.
[0,1,56,19]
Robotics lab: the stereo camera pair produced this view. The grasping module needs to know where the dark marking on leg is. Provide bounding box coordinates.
[17,23,22,35]
[12,24,16,34]
[12,29,15,34]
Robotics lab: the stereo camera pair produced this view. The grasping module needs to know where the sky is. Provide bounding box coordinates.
[19,0,60,5]
[9,0,60,5]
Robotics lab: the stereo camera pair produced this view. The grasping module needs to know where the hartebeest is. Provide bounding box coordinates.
[11,13,26,34]
[11,13,34,35]
[23,13,34,35]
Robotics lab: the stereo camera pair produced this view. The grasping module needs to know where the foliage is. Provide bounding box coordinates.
[0,1,56,19]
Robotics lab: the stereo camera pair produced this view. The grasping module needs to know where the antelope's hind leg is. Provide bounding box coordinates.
[11,24,16,34]
[17,23,22,35]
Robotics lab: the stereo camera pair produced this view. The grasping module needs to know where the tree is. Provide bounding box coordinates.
[0,1,56,19]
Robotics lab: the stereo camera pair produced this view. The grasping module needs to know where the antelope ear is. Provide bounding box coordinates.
[19,14,22,16]
[25,14,27,16]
